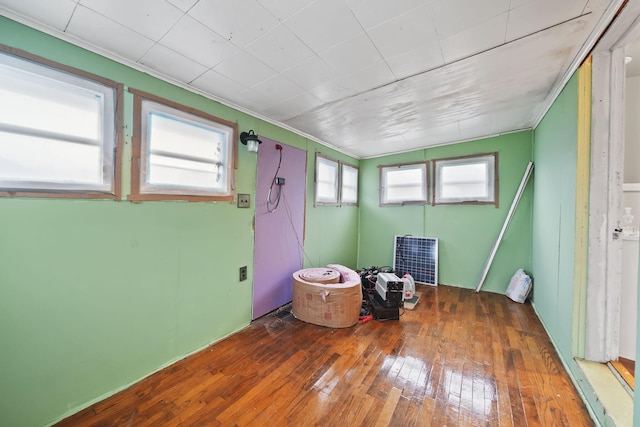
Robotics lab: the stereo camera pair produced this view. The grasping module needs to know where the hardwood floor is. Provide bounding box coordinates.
[56,285,593,426]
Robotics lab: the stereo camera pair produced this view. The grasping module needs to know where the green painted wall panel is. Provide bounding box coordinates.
[0,17,358,427]
[531,74,578,359]
[358,132,533,293]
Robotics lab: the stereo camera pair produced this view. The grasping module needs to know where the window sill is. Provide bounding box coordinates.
[576,358,633,426]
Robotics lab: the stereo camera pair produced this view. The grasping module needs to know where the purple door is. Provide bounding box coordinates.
[252,138,307,319]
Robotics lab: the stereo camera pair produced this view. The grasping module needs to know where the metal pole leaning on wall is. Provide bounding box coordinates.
[475,161,534,293]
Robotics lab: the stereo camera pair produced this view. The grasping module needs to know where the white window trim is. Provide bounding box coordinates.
[379,162,429,206]
[433,152,498,206]
[0,47,119,198]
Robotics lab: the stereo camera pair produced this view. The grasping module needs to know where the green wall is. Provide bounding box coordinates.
[0,17,358,427]
[531,73,579,360]
[358,132,533,293]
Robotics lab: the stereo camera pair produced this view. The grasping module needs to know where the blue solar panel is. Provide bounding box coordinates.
[393,235,438,286]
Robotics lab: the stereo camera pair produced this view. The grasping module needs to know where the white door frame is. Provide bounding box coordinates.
[586,3,640,362]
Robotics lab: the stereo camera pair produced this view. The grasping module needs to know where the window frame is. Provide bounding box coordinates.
[432,152,499,206]
[0,44,123,199]
[129,88,238,202]
[379,161,429,206]
[339,162,359,206]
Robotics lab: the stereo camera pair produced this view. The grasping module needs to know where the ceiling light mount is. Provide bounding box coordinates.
[240,130,262,153]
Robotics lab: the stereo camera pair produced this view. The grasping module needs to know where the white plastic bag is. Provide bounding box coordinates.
[505,269,532,303]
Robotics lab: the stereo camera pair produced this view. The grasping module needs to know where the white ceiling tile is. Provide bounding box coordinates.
[263,92,323,121]
[188,0,279,48]
[66,5,154,61]
[256,0,315,21]
[79,0,183,40]
[159,15,238,68]
[505,0,586,41]
[165,0,198,13]
[346,0,426,30]
[251,74,304,105]
[367,4,438,58]
[305,77,358,103]
[190,69,251,105]
[385,43,445,80]
[138,44,207,83]
[283,0,362,52]
[245,24,314,73]
[282,56,340,90]
[0,0,76,31]
[344,61,396,93]
[431,0,510,39]
[319,32,385,76]
[214,50,277,88]
[440,13,508,63]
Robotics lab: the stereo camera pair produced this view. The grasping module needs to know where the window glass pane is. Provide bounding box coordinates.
[0,68,101,140]
[440,163,488,199]
[341,164,358,203]
[434,154,496,204]
[0,52,115,194]
[138,98,233,197]
[0,132,102,184]
[382,164,426,204]
[315,155,338,204]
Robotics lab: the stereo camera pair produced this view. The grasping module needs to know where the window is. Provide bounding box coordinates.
[130,89,237,202]
[340,163,359,205]
[315,154,339,205]
[433,152,497,205]
[380,162,428,206]
[314,154,359,206]
[0,48,120,197]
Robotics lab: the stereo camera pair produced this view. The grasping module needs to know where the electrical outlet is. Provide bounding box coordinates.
[239,266,247,281]
[237,194,250,208]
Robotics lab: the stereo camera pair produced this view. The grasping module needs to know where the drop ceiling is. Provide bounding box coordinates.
[0,0,621,159]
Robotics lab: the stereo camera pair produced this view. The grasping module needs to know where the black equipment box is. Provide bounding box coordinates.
[368,293,400,320]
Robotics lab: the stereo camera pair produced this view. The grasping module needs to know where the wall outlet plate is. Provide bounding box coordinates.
[239,266,247,281]
[237,194,250,208]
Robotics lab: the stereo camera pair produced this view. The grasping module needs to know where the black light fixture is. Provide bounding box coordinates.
[240,130,262,153]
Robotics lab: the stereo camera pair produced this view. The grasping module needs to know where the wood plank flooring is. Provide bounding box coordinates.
[56,285,593,426]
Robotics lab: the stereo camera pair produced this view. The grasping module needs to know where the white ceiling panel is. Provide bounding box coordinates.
[440,13,508,63]
[283,0,362,53]
[506,0,587,41]
[159,15,239,69]
[66,5,155,61]
[190,69,250,105]
[213,50,277,88]
[384,43,445,80]
[79,0,182,40]
[366,4,438,59]
[283,56,341,92]
[256,0,315,21]
[0,0,620,159]
[262,92,323,122]
[245,24,314,73]
[431,0,510,39]
[345,0,426,30]
[319,32,385,76]
[188,0,279,48]
[0,0,76,31]
[251,74,305,106]
[344,61,396,93]
[285,14,596,157]
[138,44,207,83]
[165,0,198,13]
